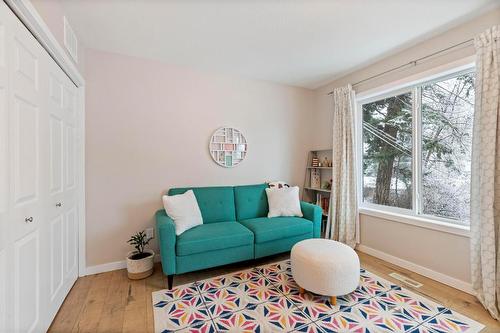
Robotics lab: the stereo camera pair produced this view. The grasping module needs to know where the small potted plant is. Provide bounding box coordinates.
[126,230,154,279]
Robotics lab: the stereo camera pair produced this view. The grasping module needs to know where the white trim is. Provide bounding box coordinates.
[356,62,475,234]
[85,260,127,276]
[85,255,161,276]
[63,16,78,63]
[5,0,87,277]
[359,207,470,237]
[4,0,84,86]
[412,86,421,216]
[77,87,86,276]
[356,244,474,295]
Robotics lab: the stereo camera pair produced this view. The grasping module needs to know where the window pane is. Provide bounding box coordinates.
[421,73,475,223]
[362,92,413,209]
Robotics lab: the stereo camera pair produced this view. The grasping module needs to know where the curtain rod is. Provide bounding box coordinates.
[327,38,479,95]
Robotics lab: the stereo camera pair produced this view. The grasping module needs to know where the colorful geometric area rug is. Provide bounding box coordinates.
[152,260,484,332]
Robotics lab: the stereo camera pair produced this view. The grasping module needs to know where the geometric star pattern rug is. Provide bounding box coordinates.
[152,260,484,332]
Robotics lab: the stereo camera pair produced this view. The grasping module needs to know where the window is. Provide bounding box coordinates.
[362,92,413,209]
[359,70,475,225]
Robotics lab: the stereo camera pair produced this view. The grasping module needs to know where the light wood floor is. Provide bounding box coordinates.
[48,251,500,333]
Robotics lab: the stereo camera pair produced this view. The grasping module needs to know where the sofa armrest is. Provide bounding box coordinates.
[300,201,323,238]
[155,209,177,275]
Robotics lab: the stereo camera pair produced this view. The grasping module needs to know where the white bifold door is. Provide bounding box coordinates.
[0,2,81,332]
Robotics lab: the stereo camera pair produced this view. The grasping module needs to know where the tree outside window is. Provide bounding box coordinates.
[360,71,475,225]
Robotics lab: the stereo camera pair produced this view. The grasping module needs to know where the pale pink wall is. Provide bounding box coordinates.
[85,49,315,266]
[29,0,85,74]
[312,9,500,286]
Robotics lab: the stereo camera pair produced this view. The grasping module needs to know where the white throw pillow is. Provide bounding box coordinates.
[267,181,290,189]
[265,186,303,218]
[162,190,203,235]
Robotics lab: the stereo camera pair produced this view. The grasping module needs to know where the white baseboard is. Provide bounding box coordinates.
[85,254,162,276]
[356,244,474,295]
[85,259,127,275]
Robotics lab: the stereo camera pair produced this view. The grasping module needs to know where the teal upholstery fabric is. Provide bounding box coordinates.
[176,245,254,274]
[168,186,236,223]
[239,217,313,243]
[156,184,323,276]
[176,222,254,256]
[234,183,269,220]
[300,201,323,238]
[255,233,312,258]
[155,209,176,275]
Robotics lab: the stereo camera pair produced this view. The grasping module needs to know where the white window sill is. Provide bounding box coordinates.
[358,207,471,238]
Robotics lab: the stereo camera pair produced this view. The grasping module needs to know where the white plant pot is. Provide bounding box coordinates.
[126,249,155,280]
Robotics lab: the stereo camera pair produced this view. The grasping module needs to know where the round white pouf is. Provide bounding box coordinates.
[291,239,360,301]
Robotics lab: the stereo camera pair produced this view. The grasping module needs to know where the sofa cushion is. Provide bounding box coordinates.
[169,186,236,223]
[234,183,269,220]
[176,221,254,256]
[238,217,313,244]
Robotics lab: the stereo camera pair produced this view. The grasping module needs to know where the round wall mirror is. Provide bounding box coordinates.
[209,127,248,167]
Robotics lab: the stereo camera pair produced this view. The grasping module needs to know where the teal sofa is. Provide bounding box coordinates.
[155,183,322,288]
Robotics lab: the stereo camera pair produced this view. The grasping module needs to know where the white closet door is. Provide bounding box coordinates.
[0,2,81,331]
[0,4,10,332]
[8,5,48,332]
[47,61,66,318]
[61,79,78,287]
[46,58,78,319]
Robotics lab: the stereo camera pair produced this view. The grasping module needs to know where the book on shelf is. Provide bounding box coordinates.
[315,193,330,216]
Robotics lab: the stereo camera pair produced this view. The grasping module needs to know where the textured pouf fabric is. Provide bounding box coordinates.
[291,239,360,304]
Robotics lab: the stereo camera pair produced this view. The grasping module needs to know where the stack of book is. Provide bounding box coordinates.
[315,193,330,216]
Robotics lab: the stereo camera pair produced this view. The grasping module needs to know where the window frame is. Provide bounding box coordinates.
[356,66,475,231]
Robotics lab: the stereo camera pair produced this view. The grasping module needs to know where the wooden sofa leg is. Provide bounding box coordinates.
[167,275,174,290]
[330,296,337,306]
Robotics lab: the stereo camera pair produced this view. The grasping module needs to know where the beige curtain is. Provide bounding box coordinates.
[470,25,500,320]
[325,85,358,248]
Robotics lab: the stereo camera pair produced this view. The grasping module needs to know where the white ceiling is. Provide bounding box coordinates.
[61,0,499,89]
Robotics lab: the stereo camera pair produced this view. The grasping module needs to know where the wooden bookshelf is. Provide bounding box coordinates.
[302,149,333,218]
[304,187,331,193]
[306,167,332,170]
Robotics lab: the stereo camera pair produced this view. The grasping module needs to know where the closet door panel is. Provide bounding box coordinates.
[48,70,65,306]
[0,13,8,333]
[0,251,6,333]
[14,230,40,333]
[0,87,6,215]
[49,74,63,196]
[10,30,43,333]
[12,97,39,206]
[49,215,63,301]
[63,84,76,120]
[65,207,77,275]
[8,5,47,332]
[62,83,77,256]
[61,76,78,284]
[0,37,6,214]
[9,12,44,240]
[49,114,63,194]
[65,123,76,190]
[47,62,73,315]
[13,36,38,90]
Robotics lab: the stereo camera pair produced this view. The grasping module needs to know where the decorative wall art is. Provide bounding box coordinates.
[209,127,248,167]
